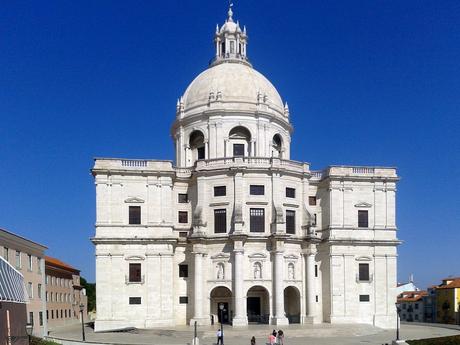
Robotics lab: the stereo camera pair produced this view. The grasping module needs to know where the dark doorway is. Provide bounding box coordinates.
[247,297,261,322]
[217,302,230,324]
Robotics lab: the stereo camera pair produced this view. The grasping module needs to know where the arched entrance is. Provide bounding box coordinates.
[284,286,300,324]
[210,286,232,325]
[247,285,270,324]
[189,130,205,162]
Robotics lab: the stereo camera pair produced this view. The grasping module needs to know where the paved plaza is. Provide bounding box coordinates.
[48,323,460,345]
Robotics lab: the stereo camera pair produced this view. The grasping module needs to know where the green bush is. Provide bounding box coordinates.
[407,335,460,345]
[30,336,60,345]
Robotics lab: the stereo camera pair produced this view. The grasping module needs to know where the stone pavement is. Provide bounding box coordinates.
[48,323,460,345]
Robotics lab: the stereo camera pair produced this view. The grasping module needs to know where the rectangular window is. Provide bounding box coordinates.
[129,263,142,282]
[358,210,368,228]
[233,143,245,156]
[250,208,265,232]
[29,312,34,325]
[286,187,296,198]
[214,186,226,196]
[214,209,227,233]
[28,282,33,298]
[178,211,188,223]
[309,196,317,206]
[415,314,419,320]
[39,312,43,326]
[46,292,49,302]
[316,295,319,302]
[315,265,318,277]
[37,258,42,274]
[15,251,21,269]
[359,263,370,281]
[250,185,264,195]
[129,297,142,305]
[38,284,42,299]
[179,231,188,238]
[65,310,67,318]
[61,310,63,318]
[178,193,188,203]
[197,146,205,159]
[51,310,54,319]
[286,210,296,234]
[313,213,317,226]
[179,296,188,304]
[415,303,419,310]
[2,247,8,260]
[359,294,370,302]
[129,206,141,224]
[28,254,33,271]
[179,264,188,278]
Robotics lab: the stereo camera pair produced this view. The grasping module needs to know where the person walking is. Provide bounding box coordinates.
[250,336,256,345]
[277,330,284,345]
[217,329,223,345]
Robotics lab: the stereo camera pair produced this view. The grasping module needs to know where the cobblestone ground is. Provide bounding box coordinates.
[49,323,460,345]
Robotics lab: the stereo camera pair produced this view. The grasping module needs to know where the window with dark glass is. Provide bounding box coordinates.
[178,211,188,223]
[250,208,265,232]
[129,297,141,305]
[197,146,205,159]
[214,186,226,196]
[214,209,227,233]
[178,193,188,203]
[286,210,296,234]
[129,263,142,282]
[286,187,295,198]
[359,294,370,302]
[179,264,188,278]
[39,312,43,326]
[313,213,317,226]
[129,206,141,224]
[233,143,245,156]
[250,185,264,195]
[179,296,188,304]
[29,312,34,325]
[315,265,318,277]
[358,210,368,228]
[359,263,370,281]
[309,196,317,206]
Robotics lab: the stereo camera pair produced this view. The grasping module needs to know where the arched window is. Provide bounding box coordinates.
[272,134,282,158]
[189,130,205,161]
[229,126,251,157]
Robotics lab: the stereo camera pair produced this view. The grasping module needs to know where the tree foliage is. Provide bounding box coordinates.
[80,276,96,311]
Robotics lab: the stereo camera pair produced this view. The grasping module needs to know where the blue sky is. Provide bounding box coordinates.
[0,1,459,287]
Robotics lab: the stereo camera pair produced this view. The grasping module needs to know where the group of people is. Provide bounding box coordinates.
[268,329,284,345]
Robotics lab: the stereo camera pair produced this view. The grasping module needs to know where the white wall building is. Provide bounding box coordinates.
[92,7,400,331]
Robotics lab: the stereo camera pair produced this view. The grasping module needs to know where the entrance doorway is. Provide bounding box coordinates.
[210,286,232,325]
[284,286,301,324]
[217,302,230,324]
[246,286,269,324]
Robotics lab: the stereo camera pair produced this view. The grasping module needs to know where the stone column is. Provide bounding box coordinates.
[232,248,247,326]
[190,251,209,325]
[306,250,317,321]
[272,250,289,325]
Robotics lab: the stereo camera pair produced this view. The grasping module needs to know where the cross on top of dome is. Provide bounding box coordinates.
[210,4,250,67]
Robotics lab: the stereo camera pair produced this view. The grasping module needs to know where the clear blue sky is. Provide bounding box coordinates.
[0,1,459,288]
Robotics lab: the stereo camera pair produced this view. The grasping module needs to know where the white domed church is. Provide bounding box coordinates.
[92,7,400,331]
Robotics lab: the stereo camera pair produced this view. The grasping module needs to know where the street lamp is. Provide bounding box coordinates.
[25,322,33,345]
[395,302,401,341]
[219,303,224,345]
[79,303,86,341]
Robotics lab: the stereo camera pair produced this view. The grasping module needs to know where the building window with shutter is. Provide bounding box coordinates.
[179,264,188,278]
[359,263,370,281]
[129,206,141,224]
[286,187,295,198]
[286,210,296,234]
[214,186,226,196]
[178,193,188,203]
[250,185,264,195]
[358,210,368,228]
[309,196,317,206]
[250,208,265,232]
[214,209,227,233]
[178,211,188,223]
[129,263,142,282]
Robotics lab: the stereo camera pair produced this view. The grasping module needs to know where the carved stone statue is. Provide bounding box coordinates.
[217,263,224,280]
[254,262,262,279]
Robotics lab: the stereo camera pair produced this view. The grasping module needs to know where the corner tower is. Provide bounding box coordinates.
[172,6,292,167]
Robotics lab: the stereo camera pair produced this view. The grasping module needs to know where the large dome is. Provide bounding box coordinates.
[182,62,285,117]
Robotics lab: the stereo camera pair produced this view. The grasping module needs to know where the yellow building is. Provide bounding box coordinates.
[436,277,460,324]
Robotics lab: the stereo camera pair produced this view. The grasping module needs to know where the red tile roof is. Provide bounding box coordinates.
[397,290,427,302]
[45,256,80,273]
[438,278,460,289]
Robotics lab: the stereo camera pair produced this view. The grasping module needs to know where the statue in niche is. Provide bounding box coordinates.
[217,263,224,280]
[253,262,262,279]
[288,263,295,280]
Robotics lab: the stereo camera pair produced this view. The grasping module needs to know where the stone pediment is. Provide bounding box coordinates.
[284,254,299,260]
[354,202,372,208]
[248,253,267,260]
[210,253,230,260]
[355,256,372,261]
[125,255,145,261]
[124,197,145,203]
